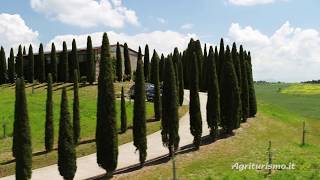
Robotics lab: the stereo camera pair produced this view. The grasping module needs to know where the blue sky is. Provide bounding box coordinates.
[0,0,320,81]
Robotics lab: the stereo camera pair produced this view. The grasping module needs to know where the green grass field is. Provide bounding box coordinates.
[118,83,320,180]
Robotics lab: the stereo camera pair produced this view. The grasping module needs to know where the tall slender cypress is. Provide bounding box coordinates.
[61,42,69,82]
[13,78,32,179]
[123,43,131,81]
[51,43,58,82]
[240,46,249,122]
[16,45,23,78]
[162,56,179,155]
[189,53,202,150]
[178,54,184,106]
[133,47,147,165]
[220,46,241,134]
[23,46,26,55]
[201,44,208,92]
[232,43,242,128]
[206,46,221,139]
[28,45,34,83]
[218,38,224,81]
[96,33,118,176]
[73,70,80,144]
[143,44,150,82]
[172,48,180,105]
[8,48,15,83]
[159,54,165,82]
[38,43,45,83]
[45,73,54,152]
[86,36,95,84]
[247,52,257,117]
[151,50,161,122]
[0,47,7,84]
[116,42,123,82]
[58,88,77,180]
[120,87,127,133]
[71,39,80,82]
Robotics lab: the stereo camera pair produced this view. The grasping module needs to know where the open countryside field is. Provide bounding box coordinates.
[118,83,320,179]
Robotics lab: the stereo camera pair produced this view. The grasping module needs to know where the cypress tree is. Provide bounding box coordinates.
[51,43,58,82]
[201,44,208,92]
[120,86,127,133]
[151,50,161,122]
[28,45,34,83]
[161,56,179,155]
[13,78,32,179]
[143,44,150,82]
[178,54,184,106]
[239,46,249,122]
[247,52,257,117]
[61,42,69,83]
[189,53,202,149]
[96,33,118,176]
[71,39,80,82]
[58,88,77,180]
[159,54,165,82]
[45,73,54,152]
[172,48,180,105]
[220,46,241,134]
[0,47,7,84]
[123,43,131,81]
[73,70,80,144]
[38,43,45,83]
[214,46,219,76]
[116,42,122,82]
[206,46,221,139]
[218,38,224,81]
[16,45,23,78]
[231,43,242,128]
[23,46,26,55]
[133,47,147,165]
[8,48,15,83]
[86,36,95,84]
[194,40,203,84]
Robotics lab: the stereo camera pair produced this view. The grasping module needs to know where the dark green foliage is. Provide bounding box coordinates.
[73,70,80,144]
[51,43,58,82]
[172,48,180,105]
[116,42,123,82]
[8,48,15,83]
[218,38,224,81]
[27,45,34,83]
[13,78,32,180]
[120,87,127,133]
[161,56,179,154]
[189,53,202,149]
[133,47,147,165]
[86,36,95,84]
[38,43,46,83]
[143,44,150,82]
[151,50,161,122]
[247,52,257,117]
[23,46,26,55]
[96,33,118,174]
[71,39,80,82]
[61,42,69,82]
[194,40,203,84]
[58,88,77,180]
[206,46,221,139]
[45,74,54,152]
[240,46,249,122]
[178,54,184,106]
[231,43,242,128]
[220,46,241,134]
[123,43,131,81]
[0,47,7,84]
[16,45,23,78]
[159,54,165,82]
[214,46,219,75]
[201,44,208,92]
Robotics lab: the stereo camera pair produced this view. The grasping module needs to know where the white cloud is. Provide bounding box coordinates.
[0,13,39,54]
[157,17,167,24]
[46,31,198,55]
[30,0,139,28]
[228,21,320,82]
[181,23,194,30]
[228,0,275,6]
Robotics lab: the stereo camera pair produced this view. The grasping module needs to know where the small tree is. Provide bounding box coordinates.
[96,33,118,176]
[71,39,80,82]
[123,43,131,81]
[28,45,34,83]
[45,73,54,152]
[38,43,46,83]
[73,70,80,144]
[144,44,150,82]
[61,42,69,82]
[16,45,24,78]
[0,47,7,84]
[116,42,123,82]
[8,48,15,83]
[133,47,147,165]
[247,52,257,117]
[58,87,77,180]
[189,53,202,150]
[86,36,95,84]
[51,43,58,82]
[151,50,161,122]
[120,86,127,133]
[162,56,179,155]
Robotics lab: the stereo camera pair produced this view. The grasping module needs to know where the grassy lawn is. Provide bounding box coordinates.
[0,82,190,177]
[117,83,320,180]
